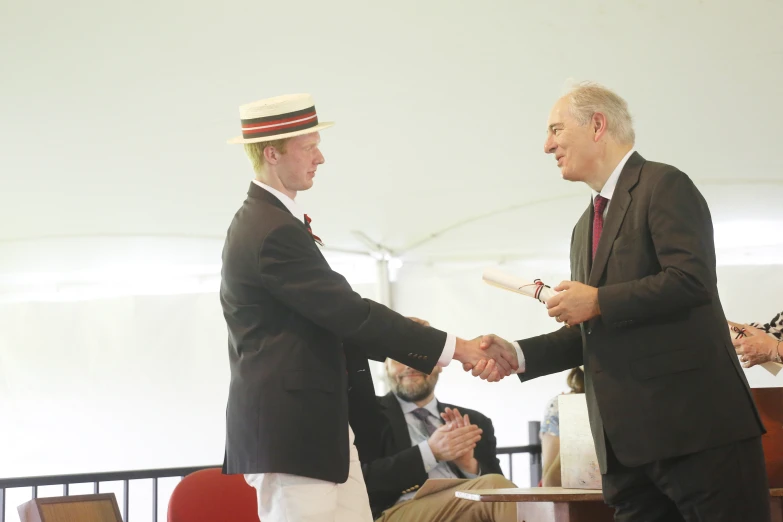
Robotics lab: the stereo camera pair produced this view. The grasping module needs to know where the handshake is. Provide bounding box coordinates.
[409,317,518,383]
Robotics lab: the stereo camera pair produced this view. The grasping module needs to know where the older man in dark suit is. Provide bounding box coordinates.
[476,83,769,521]
[219,93,518,522]
[360,356,516,522]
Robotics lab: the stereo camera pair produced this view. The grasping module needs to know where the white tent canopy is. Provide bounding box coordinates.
[2,0,782,265]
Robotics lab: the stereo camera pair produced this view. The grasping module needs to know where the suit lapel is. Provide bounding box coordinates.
[574,205,592,284]
[381,393,413,449]
[587,153,644,286]
[248,182,327,260]
[247,181,291,213]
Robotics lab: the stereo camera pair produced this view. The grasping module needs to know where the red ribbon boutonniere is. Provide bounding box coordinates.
[304,214,324,247]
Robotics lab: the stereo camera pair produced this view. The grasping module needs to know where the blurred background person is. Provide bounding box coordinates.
[539,367,585,487]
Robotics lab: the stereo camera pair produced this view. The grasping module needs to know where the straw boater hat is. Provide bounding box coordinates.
[227,93,334,144]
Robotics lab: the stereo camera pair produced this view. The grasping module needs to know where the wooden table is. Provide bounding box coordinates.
[455,487,783,522]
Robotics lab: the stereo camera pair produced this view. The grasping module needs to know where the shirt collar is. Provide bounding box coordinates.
[395,394,440,419]
[252,180,304,223]
[592,148,635,203]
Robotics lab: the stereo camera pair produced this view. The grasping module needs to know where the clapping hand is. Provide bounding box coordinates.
[427,417,482,463]
[440,407,479,474]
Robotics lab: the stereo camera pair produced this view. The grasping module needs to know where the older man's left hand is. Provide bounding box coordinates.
[546,281,601,327]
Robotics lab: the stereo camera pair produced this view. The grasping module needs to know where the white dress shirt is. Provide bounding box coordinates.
[394,395,478,503]
[252,179,305,223]
[591,148,636,216]
[511,149,636,373]
[252,179,456,366]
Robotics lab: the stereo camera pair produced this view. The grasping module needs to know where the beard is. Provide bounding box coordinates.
[390,372,438,403]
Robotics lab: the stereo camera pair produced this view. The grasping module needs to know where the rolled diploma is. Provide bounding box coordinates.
[482,267,558,304]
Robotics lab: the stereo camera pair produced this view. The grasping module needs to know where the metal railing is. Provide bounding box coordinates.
[497,421,543,486]
[0,423,542,522]
[0,465,214,522]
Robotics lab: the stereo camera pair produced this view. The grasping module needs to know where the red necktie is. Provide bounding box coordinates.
[592,195,608,260]
[304,214,323,246]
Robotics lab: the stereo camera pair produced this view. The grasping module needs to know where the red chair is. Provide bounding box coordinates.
[167,468,259,522]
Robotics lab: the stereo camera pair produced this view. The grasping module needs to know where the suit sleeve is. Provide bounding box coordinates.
[598,170,714,325]
[517,326,583,383]
[258,223,444,373]
[516,223,584,382]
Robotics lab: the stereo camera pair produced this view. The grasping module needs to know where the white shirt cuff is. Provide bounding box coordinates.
[512,341,526,374]
[418,440,438,471]
[437,333,456,367]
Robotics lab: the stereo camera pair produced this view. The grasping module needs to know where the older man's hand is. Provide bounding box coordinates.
[459,334,520,382]
[546,281,600,327]
[407,316,431,327]
[454,336,518,382]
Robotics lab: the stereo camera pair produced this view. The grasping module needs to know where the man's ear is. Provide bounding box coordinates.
[592,112,608,142]
[263,144,279,165]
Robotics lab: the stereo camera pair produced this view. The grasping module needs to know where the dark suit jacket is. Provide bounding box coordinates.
[517,152,764,472]
[220,182,449,483]
[360,392,504,519]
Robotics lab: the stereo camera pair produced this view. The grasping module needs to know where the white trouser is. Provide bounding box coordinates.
[244,426,373,522]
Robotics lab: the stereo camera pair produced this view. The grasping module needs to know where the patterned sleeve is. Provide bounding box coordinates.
[540,395,560,437]
[749,311,783,340]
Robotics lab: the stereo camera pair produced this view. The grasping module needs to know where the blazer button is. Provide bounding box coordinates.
[587,328,592,335]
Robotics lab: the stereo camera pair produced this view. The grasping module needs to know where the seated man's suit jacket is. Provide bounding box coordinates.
[359,392,504,520]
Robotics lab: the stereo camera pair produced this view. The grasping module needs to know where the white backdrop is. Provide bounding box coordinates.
[1,251,781,522]
[2,0,782,256]
[0,280,377,480]
[2,258,781,475]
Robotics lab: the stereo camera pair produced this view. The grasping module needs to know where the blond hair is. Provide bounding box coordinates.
[565,82,635,145]
[243,138,289,174]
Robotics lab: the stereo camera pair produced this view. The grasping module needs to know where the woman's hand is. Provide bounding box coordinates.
[732,323,779,368]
